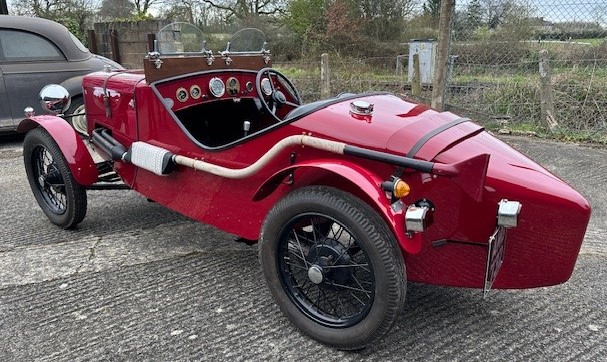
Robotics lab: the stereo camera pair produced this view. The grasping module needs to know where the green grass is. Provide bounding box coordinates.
[276,64,404,82]
[572,38,606,46]
[275,66,319,78]
[453,74,532,83]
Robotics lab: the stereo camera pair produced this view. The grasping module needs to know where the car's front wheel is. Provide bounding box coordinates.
[260,186,406,349]
[23,127,87,228]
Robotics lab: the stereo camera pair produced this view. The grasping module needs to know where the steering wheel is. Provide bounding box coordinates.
[255,67,301,121]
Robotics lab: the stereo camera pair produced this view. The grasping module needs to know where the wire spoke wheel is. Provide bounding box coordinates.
[260,186,406,350]
[33,146,68,214]
[23,128,87,228]
[279,213,374,327]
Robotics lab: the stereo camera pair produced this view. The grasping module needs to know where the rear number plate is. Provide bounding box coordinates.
[484,226,506,297]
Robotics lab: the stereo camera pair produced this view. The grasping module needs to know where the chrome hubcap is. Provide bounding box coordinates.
[307,265,324,284]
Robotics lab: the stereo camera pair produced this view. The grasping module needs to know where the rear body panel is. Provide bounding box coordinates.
[404,132,590,288]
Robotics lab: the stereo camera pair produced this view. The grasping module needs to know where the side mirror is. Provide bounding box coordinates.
[39,84,71,115]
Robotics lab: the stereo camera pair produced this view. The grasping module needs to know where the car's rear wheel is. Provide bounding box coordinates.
[260,186,406,350]
[23,127,87,228]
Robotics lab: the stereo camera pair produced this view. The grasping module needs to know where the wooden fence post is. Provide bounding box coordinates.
[431,0,455,111]
[539,49,558,131]
[396,55,405,77]
[321,53,330,99]
[110,29,121,64]
[147,33,156,52]
[87,30,98,54]
[411,53,421,97]
[0,0,8,15]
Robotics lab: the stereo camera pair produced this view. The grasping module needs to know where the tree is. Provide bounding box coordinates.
[485,0,502,28]
[200,0,287,21]
[161,0,215,25]
[285,0,415,56]
[422,0,441,27]
[133,0,161,16]
[485,0,522,29]
[423,0,440,18]
[286,0,326,36]
[467,0,483,29]
[98,0,134,19]
[359,0,413,41]
[12,0,96,40]
[592,4,607,28]
[481,0,532,32]
[325,0,361,53]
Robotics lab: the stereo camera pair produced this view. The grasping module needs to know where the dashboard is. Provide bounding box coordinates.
[155,71,265,112]
[151,69,301,148]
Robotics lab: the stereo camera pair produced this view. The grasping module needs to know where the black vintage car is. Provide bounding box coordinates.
[0,15,122,133]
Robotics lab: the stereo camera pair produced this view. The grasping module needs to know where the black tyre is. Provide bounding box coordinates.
[260,186,406,349]
[23,127,87,228]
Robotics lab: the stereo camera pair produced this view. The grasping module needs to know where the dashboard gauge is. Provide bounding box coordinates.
[226,77,240,96]
[261,78,273,96]
[209,77,225,97]
[246,81,254,92]
[190,85,201,99]
[176,87,189,102]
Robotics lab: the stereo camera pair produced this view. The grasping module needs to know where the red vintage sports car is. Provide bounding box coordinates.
[18,24,591,349]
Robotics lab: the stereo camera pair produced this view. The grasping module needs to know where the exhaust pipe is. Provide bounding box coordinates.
[91,129,127,161]
[93,132,488,201]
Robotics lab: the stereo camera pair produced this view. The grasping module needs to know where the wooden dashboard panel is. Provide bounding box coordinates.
[143,55,271,83]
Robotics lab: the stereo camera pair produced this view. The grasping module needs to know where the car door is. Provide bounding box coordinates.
[0,29,88,126]
[0,67,12,131]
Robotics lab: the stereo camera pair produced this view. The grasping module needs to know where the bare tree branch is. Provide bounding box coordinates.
[198,0,286,20]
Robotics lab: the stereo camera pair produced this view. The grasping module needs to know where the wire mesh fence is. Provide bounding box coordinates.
[276,57,409,101]
[277,0,607,142]
[449,0,607,140]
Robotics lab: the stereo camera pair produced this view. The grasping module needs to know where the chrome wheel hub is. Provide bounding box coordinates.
[308,265,324,284]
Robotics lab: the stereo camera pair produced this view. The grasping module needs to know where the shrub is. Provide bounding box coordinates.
[449,71,607,133]
[453,41,532,65]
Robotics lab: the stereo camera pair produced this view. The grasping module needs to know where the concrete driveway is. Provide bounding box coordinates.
[0,135,605,361]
